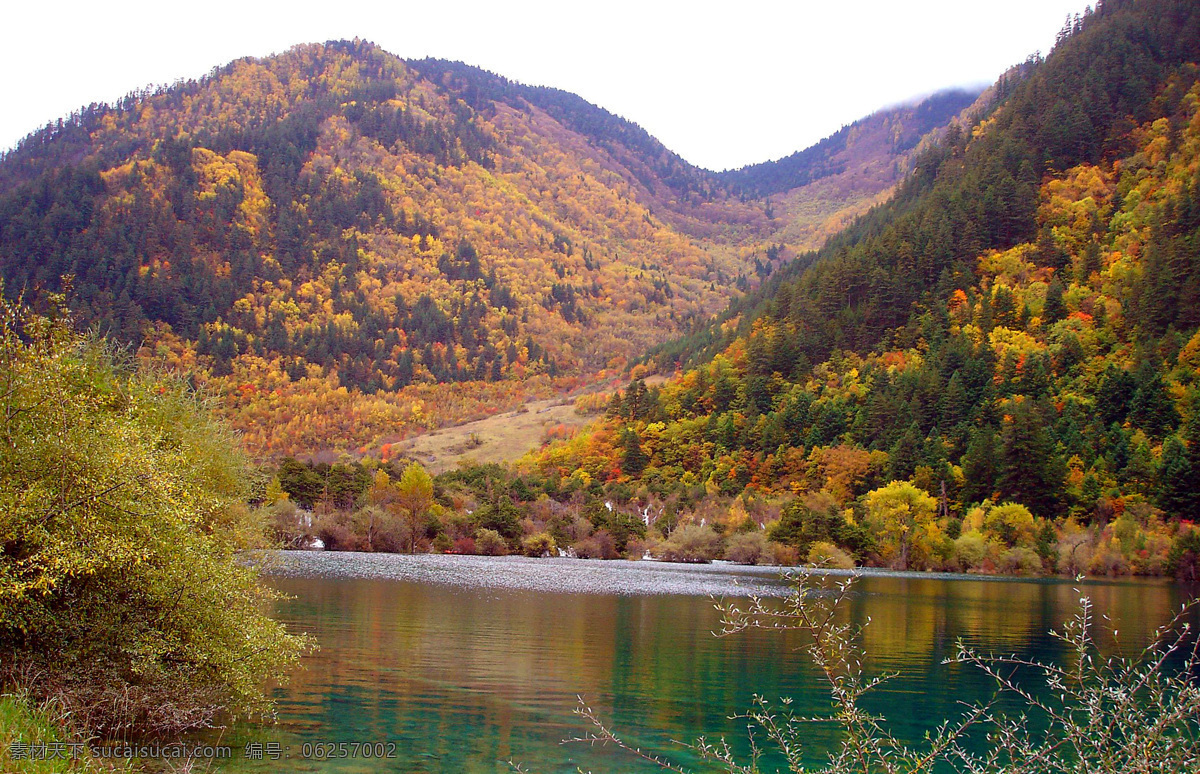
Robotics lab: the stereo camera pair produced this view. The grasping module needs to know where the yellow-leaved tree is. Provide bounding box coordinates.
[0,290,308,735]
[396,462,434,553]
[863,481,947,570]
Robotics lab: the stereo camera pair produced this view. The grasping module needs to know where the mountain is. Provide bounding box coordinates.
[724,88,982,251]
[0,41,967,458]
[526,0,1200,544]
[719,88,979,198]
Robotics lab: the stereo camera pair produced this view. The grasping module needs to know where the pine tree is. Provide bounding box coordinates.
[1096,365,1136,426]
[1035,226,1069,270]
[1156,435,1197,518]
[961,426,1000,506]
[1129,363,1180,439]
[1043,277,1067,324]
[1162,394,1200,520]
[1000,402,1066,518]
[939,371,971,428]
[620,427,649,476]
[888,422,924,481]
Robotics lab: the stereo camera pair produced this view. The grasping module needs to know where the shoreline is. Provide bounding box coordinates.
[256,550,1181,597]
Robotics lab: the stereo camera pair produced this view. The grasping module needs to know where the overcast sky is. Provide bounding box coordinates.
[3,0,1092,171]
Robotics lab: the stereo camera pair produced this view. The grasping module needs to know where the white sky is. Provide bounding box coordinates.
[3,0,1092,172]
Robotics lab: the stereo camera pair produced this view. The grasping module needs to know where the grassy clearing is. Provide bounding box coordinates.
[0,696,118,773]
[401,398,592,473]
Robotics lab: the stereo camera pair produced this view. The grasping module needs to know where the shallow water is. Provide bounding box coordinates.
[197,552,1198,773]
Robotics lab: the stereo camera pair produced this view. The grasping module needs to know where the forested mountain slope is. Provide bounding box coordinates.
[0,41,755,374]
[0,42,765,455]
[523,0,1200,570]
[720,89,977,198]
[0,41,967,457]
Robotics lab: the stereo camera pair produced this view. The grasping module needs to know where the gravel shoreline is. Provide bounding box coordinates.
[259,550,800,597]
[256,551,1151,597]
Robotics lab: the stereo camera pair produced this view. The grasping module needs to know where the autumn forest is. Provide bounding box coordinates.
[5,0,1200,582]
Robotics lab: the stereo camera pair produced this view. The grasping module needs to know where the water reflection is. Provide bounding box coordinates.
[197,564,1195,773]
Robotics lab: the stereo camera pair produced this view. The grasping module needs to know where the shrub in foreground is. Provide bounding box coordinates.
[0,295,308,735]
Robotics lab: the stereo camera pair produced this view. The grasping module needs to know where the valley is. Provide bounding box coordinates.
[5,2,1200,771]
[0,46,973,458]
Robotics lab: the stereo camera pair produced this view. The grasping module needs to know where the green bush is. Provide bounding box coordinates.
[952,530,992,571]
[521,532,558,557]
[1168,525,1200,582]
[655,524,722,563]
[475,528,509,556]
[768,493,848,554]
[471,500,524,543]
[0,295,308,735]
[724,532,771,565]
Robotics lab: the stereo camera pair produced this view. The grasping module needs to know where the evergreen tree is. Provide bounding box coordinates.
[1156,434,1198,518]
[1077,240,1102,284]
[960,426,1000,506]
[620,427,649,476]
[1096,365,1136,426]
[992,286,1019,329]
[939,371,971,428]
[1035,226,1069,270]
[1129,363,1180,439]
[1000,402,1066,518]
[888,422,924,481]
[1043,277,1067,324]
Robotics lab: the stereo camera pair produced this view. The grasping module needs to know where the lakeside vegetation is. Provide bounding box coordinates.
[0,695,126,773]
[0,292,307,753]
[265,452,1200,579]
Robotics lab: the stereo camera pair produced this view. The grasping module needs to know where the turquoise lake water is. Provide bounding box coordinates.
[198,554,1198,773]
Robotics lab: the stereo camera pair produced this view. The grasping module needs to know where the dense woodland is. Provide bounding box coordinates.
[0,42,760,456]
[258,0,1200,579]
[5,0,1200,578]
[0,44,969,458]
[508,0,1200,577]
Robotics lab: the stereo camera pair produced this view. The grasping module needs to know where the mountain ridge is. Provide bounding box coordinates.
[518,0,1200,570]
[0,39,977,457]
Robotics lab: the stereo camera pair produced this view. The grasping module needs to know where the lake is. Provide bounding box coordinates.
[203,553,1198,773]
